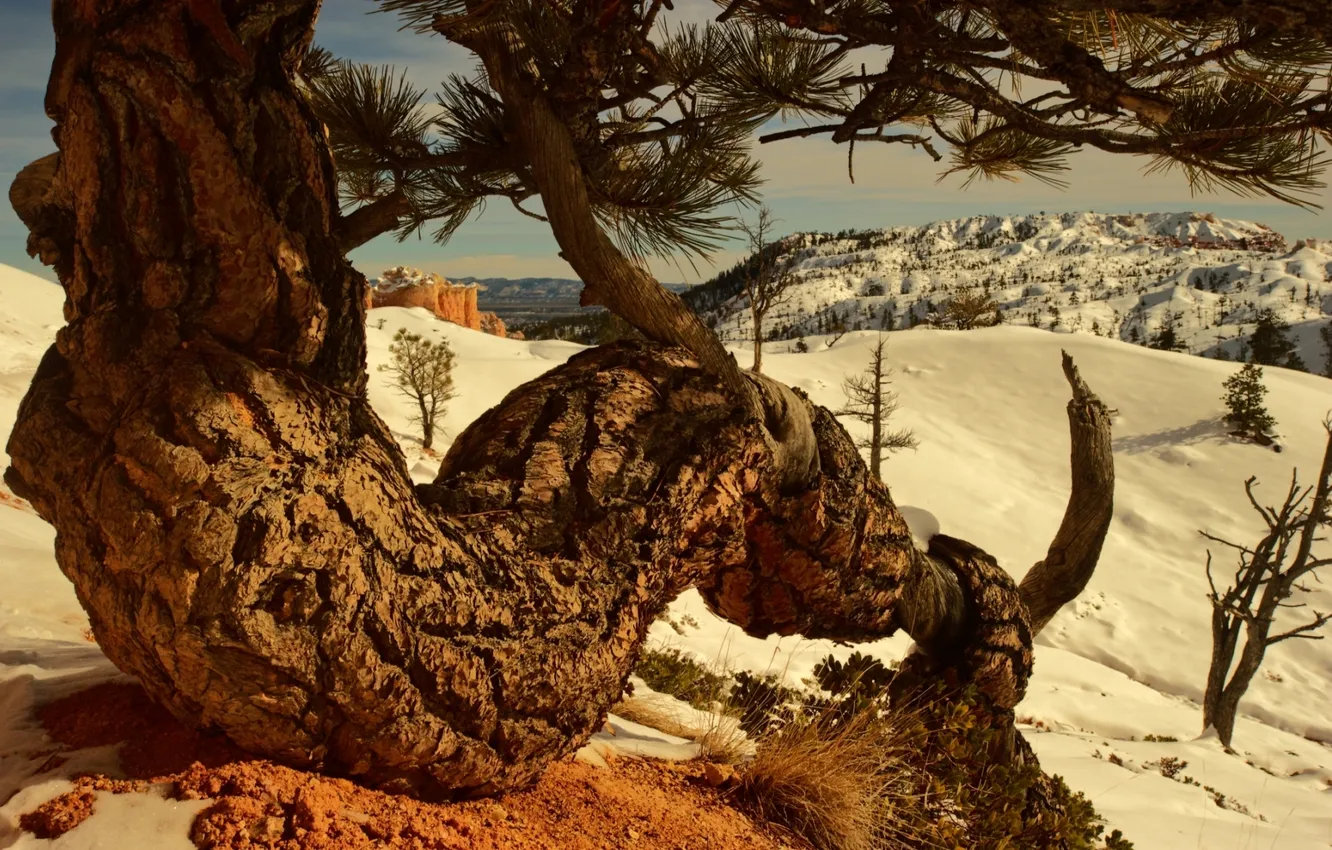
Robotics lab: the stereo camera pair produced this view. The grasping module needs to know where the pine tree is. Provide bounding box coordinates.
[380,328,457,450]
[1221,364,1277,439]
[1320,322,1332,379]
[1249,309,1307,371]
[1149,313,1185,352]
[836,335,918,478]
[14,0,1326,808]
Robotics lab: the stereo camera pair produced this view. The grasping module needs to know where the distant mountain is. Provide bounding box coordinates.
[680,211,1329,371]
[439,276,691,325]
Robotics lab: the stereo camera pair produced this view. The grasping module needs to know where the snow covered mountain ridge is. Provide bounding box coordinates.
[688,210,1330,370]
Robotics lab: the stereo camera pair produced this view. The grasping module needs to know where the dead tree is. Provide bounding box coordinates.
[737,207,798,374]
[836,335,918,479]
[1200,419,1332,748]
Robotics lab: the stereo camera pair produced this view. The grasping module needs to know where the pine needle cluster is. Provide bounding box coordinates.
[301,0,1332,265]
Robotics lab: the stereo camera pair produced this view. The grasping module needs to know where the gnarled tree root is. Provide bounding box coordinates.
[8,334,1033,799]
[7,0,1111,805]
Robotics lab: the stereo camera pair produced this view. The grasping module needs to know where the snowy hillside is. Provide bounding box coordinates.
[694,210,1331,370]
[2,262,1331,849]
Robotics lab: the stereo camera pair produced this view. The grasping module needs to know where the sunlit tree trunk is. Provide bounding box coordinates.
[752,303,763,374]
[7,0,1113,801]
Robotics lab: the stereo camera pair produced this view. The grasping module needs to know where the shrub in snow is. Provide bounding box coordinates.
[1220,363,1276,440]
[730,654,1125,850]
[931,290,1001,330]
[632,647,731,711]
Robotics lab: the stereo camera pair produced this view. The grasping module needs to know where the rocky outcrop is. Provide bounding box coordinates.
[479,312,507,337]
[369,267,507,338]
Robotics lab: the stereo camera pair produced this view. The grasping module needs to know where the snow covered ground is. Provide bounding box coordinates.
[2,262,1330,848]
[696,211,1331,372]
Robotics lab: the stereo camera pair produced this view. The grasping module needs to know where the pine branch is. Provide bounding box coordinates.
[336,190,413,252]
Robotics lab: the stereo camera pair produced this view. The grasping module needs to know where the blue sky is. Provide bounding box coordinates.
[2,0,1329,285]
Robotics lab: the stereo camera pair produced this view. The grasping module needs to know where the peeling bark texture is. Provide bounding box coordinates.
[8,0,1110,802]
[1019,352,1115,635]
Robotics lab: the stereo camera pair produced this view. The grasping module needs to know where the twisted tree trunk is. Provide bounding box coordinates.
[8,0,1112,802]
[752,303,763,374]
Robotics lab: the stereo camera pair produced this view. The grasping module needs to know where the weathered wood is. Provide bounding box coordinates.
[1019,351,1116,635]
[6,0,1112,802]
[1201,423,1332,747]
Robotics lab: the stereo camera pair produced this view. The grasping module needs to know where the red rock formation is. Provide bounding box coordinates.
[369,267,510,336]
[479,311,508,338]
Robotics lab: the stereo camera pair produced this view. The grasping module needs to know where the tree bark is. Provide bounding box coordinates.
[1018,352,1116,633]
[7,0,1109,802]
[752,305,763,374]
[421,401,435,450]
[869,345,882,480]
[1210,617,1269,748]
[1201,601,1241,732]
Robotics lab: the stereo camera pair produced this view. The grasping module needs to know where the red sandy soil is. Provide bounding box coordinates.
[21,682,804,850]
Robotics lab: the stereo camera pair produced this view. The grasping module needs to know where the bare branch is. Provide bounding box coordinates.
[1287,422,1332,579]
[1205,550,1221,601]
[758,123,843,143]
[1199,529,1257,555]
[508,193,549,222]
[1267,612,1332,644]
[335,190,412,252]
[1198,423,1331,745]
[1244,477,1281,528]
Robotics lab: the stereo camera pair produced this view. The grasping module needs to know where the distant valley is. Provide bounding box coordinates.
[454,276,692,325]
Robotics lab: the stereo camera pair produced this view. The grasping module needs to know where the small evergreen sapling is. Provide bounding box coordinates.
[1319,322,1332,379]
[1249,308,1306,371]
[379,328,457,450]
[837,335,918,478]
[1149,313,1185,352]
[1221,364,1276,441]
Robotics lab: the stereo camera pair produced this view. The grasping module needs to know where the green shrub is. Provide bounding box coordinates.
[636,648,1131,849]
[1221,363,1276,438]
[632,648,731,711]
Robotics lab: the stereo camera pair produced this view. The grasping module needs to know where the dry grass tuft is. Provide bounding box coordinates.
[612,696,752,764]
[734,708,929,850]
